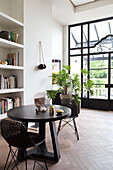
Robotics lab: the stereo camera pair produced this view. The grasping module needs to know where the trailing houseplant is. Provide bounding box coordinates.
[46,65,93,105]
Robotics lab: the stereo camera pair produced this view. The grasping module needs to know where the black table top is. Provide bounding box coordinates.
[7,104,71,122]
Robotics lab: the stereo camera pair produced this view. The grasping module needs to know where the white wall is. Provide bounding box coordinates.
[24,0,52,104]
[52,19,63,63]
[63,26,68,66]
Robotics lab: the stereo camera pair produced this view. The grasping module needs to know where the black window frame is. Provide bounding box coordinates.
[68,16,113,110]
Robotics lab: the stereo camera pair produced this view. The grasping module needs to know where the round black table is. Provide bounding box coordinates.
[7,104,71,162]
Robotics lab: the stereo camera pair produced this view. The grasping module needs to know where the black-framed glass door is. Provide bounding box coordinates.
[69,16,113,111]
[82,52,113,111]
[89,53,108,100]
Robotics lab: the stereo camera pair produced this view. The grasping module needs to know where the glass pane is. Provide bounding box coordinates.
[90,19,113,47]
[83,56,88,70]
[111,55,113,68]
[110,88,113,99]
[83,48,88,54]
[70,56,81,76]
[70,35,75,49]
[70,49,81,55]
[83,25,88,47]
[83,85,87,98]
[109,19,113,34]
[110,69,113,84]
[90,46,98,53]
[90,54,108,69]
[90,69,108,84]
[90,85,108,99]
[70,26,81,48]
[96,21,109,40]
[90,23,98,46]
[83,56,88,98]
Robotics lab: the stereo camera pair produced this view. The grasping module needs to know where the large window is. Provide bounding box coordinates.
[69,17,113,108]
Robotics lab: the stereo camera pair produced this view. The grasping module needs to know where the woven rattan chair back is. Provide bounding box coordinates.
[1,119,29,148]
[1,119,48,170]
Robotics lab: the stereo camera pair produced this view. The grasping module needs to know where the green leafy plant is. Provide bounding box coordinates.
[46,90,56,100]
[46,65,93,104]
[71,73,81,104]
[52,65,71,94]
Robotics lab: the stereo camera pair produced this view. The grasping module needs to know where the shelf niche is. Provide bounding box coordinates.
[0,0,23,23]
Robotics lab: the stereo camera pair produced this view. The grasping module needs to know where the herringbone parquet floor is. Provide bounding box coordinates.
[1,109,113,170]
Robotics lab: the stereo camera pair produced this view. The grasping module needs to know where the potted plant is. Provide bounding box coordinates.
[46,65,93,111]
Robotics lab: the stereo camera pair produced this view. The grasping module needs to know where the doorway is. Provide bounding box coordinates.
[69,17,113,110]
[82,52,113,110]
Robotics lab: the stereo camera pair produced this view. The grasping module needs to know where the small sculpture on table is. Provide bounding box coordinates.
[34,92,47,112]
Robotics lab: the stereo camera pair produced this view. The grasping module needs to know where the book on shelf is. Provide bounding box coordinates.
[7,52,19,66]
[4,99,8,114]
[0,101,2,115]
[0,74,17,89]
[0,102,1,115]
[13,97,21,107]
[3,98,13,111]
[0,99,4,114]
[0,97,21,115]
[1,75,4,89]
[9,75,15,89]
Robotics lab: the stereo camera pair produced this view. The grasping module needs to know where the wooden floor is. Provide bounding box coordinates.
[1,109,113,170]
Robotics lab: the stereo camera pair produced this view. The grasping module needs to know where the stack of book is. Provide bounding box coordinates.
[0,75,17,89]
[0,97,21,115]
[7,52,19,66]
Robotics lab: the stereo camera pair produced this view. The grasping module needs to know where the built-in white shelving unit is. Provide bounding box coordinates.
[0,11,24,29]
[0,64,24,70]
[0,0,24,120]
[0,38,24,48]
[0,88,24,94]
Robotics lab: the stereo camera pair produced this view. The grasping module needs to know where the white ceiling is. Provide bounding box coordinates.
[52,0,113,25]
[71,0,95,6]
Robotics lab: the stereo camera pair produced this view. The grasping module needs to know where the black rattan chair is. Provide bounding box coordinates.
[1,119,48,170]
[56,99,79,140]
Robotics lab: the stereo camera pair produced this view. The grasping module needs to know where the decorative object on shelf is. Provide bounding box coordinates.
[0,61,7,65]
[38,41,46,70]
[0,31,10,40]
[10,31,19,43]
[7,52,19,66]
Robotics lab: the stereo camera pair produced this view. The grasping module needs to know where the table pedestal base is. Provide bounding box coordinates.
[18,121,60,162]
